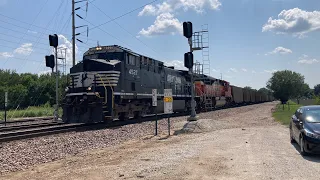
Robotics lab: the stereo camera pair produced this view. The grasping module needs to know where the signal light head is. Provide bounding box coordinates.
[49,34,58,47]
[45,54,55,69]
[183,21,193,38]
[184,52,194,69]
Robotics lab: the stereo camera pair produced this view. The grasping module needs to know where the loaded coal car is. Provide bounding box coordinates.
[62,45,193,123]
[230,85,244,106]
[243,88,251,104]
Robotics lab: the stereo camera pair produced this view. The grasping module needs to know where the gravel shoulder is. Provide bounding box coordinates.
[2,102,320,180]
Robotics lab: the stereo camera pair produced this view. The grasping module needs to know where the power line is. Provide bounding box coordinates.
[6,0,74,116]
[85,0,159,32]
[0,14,99,46]
[90,2,161,57]
[82,18,133,50]
[1,0,50,66]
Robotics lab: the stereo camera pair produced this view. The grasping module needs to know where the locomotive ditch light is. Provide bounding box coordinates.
[87,86,92,91]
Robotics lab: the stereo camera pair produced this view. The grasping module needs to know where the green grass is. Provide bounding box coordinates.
[0,106,62,120]
[272,100,301,126]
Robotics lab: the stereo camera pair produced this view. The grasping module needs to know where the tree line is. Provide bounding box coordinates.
[246,70,317,104]
[0,69,68,110]
[0,68,318,111]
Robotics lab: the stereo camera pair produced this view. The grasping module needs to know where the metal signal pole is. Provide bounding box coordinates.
[72,0,76,66]
[54,47,59,120]
[187,38,198,121]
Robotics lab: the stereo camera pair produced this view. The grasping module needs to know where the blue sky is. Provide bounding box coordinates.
[0,0,319,90]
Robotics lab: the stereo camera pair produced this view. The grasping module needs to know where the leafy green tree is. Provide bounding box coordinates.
[314,84,320,96]
[266,70,305,104]
[0,69,70,110]
[258,87,272,96]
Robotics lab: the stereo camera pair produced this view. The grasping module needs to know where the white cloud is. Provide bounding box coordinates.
[241,68,247,72]
[252,70,256,74]
[27,30,37,34]
[228,68,238,73]
[262,8,320,37]
[265,46,292,55]
[14,43,33,55]
[212,68,220,72]
[138,0,221,36]
[139,0,221,16]
[138,4,157,16]
[264,69,277,73]
[55,34,79,65]
[164,60,188,70]
[298,54,319,64]
[0,52,14,58]
[138,13,182,37]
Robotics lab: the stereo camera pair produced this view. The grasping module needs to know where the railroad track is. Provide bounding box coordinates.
[0,123,94,142]
[0,117,54,125]
[0,102,262,143]
[0,121,65,133]
[0,112,189,143]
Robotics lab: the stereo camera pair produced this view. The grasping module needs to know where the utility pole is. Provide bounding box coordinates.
[72,0,76,66]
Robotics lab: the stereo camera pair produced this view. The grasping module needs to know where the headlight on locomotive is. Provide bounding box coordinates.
[87,86,92,91]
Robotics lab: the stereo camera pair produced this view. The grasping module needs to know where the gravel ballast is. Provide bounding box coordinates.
[0,103,271,174]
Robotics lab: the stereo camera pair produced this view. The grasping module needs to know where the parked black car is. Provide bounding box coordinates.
[290,105,320,155]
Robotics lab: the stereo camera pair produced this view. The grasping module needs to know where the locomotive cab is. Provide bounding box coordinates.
[62,46,124,123]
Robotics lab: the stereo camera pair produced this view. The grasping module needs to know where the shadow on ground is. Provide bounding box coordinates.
[292,142,320,163]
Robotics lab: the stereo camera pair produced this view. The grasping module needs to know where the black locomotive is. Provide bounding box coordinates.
[62,45,195,123]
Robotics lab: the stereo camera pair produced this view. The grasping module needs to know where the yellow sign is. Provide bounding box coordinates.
[164,97,173,102]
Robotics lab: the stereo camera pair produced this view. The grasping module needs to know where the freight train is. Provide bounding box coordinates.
[62,45,274,123]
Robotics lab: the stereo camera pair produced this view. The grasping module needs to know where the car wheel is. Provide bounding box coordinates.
[290,127,295,143]
[299,136,308,156]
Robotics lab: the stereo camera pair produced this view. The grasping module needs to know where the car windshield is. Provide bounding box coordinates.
[304,109,320,123]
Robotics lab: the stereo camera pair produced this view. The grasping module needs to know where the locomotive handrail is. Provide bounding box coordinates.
[96,73,114,109]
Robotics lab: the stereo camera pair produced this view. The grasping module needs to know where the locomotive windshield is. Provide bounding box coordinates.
[84,52,124,62]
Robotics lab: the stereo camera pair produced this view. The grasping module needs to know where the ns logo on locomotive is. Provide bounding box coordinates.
[62,45,273,123]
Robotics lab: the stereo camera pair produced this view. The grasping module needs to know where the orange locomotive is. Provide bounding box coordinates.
[195,79,232,108]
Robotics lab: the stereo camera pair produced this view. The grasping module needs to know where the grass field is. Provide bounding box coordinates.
[272,100,302,126]
[0,106,62,121]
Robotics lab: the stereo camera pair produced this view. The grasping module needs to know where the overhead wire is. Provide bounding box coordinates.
[8,0,66,117]
[90,2,162,58]
[1,0,50,66]
[83,0,159,33]
[20,1,99,118]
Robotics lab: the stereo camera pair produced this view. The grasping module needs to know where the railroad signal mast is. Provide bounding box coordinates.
[183,21,199,121]
[46,34,59,121]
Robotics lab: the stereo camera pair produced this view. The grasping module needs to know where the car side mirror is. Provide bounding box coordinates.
[292,115,299,123]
